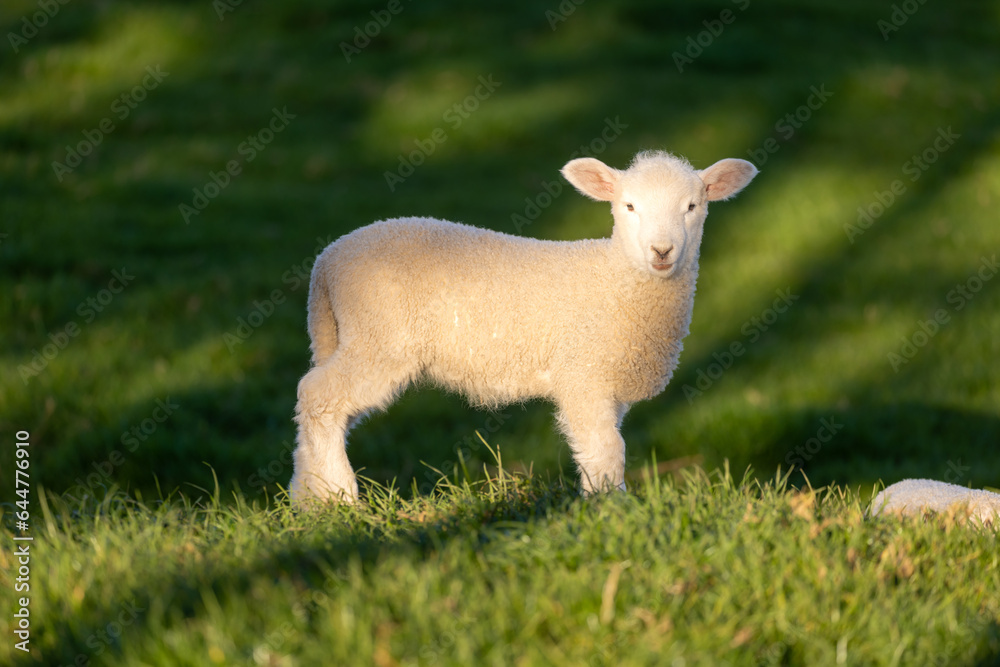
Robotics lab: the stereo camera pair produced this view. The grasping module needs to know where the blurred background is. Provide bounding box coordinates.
[2,0,998,503]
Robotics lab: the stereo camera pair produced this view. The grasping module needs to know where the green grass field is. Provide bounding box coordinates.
[4,471,1000,666]
[2,0,999,664]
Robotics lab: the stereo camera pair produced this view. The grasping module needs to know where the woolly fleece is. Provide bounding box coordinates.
[290,151,757,503]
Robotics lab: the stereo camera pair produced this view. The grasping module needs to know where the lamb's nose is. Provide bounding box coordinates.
[652,245,673,260]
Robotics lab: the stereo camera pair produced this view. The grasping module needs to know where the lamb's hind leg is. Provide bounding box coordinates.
[291,351,411,504]
[555,399,630,494]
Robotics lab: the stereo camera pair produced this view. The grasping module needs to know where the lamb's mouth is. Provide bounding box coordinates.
[651,262,674,272]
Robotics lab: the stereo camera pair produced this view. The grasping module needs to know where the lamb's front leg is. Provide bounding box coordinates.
[556,399,630,493]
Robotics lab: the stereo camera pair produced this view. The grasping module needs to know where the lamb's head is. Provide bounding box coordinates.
[562,151,757,278]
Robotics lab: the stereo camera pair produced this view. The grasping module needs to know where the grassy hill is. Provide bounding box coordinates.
[1,0,998,664]
[4,470,1000,666]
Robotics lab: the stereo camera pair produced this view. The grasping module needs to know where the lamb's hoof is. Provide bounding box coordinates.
[289,476,359,507]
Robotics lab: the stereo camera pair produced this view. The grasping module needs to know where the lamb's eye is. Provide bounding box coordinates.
[626,203,634,211]
[688,203,696,212]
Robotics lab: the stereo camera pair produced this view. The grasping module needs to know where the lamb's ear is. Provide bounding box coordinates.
[561,157,621,202]
[698,158,758,201]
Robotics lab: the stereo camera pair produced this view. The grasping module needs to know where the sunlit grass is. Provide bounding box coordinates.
[2,467,997,665]
[2,0,999,499]
[0,5,199,127]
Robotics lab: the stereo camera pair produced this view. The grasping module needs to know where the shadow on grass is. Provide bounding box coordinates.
[17,467,1000,665]
[754,403,1000,491]
[19,474,578,666]
[627,102,1000,488]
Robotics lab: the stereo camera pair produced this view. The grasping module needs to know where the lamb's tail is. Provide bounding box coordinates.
[306,252,339,365]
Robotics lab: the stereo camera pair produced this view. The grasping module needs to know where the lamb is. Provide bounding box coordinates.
[870,479,1000,528]
[290,150,758,503]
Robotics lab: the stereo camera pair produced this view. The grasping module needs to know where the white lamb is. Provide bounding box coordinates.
[870,479,1000,528]
[290,150,758,503]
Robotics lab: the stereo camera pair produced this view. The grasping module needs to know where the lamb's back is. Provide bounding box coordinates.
[321,218,617,403]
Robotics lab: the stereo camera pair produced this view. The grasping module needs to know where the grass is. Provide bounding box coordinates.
[2,0,999,663]
[2,466,998,666]
[3,0,1000,498]
[2,0,999,500]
